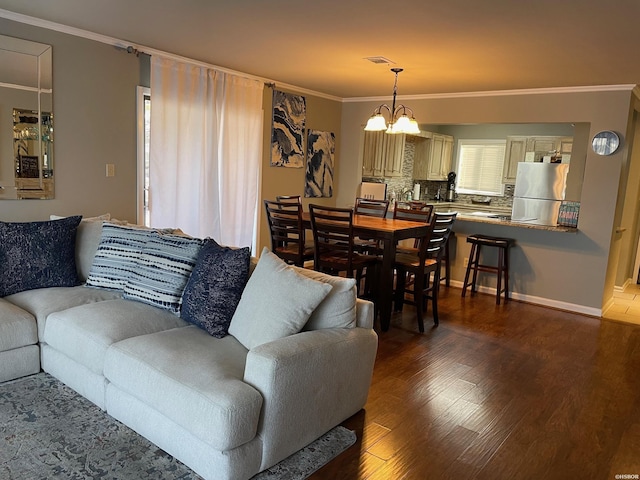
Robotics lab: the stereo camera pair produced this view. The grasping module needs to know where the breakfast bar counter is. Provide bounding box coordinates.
[430,202,578,233]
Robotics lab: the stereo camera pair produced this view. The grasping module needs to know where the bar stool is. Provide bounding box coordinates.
[462,234,515,305]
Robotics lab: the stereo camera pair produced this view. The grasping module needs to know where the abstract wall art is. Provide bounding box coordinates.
[305,130,334,198]
[270,90,306,168]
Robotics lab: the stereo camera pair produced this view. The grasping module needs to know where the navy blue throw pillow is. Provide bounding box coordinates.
[180,239,250,338]
[0,216,82,297]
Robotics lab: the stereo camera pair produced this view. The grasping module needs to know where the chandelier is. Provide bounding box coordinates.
[364,67,420,135]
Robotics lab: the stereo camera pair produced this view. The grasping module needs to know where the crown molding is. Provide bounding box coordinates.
[0,8,341,102]
[344,84,638,103]
[1,9,634,104]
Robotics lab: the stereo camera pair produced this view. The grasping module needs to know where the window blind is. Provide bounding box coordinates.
[456,140,506,195]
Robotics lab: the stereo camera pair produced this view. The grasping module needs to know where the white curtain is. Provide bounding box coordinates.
[149,56,263,248]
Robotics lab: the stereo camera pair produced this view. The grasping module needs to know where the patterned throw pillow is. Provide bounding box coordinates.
[0,216,82,297]
[180,239,251,337]
[123,232,204,313]
[86,223,156,291]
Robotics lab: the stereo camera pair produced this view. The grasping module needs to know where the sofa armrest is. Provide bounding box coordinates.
[355,298,374,329]
[243,327,378,470]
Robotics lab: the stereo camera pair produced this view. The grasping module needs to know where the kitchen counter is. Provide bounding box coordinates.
[429,202,577,232]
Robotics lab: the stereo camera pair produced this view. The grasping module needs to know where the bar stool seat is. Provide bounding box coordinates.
[462,234,515,304]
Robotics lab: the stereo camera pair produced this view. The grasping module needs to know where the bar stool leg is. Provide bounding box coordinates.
[496,247,504,305]
[503,244,510,303]
[470,244,481,296]
[462,242,477,297]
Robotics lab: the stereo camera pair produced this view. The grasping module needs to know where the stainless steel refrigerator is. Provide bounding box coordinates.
[511,162,569,226]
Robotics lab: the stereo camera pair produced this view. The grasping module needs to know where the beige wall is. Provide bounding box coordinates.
[0,18,344,256]
[340,89,634,312]
[615,104,640,287]
[257,88,341,254]
[0,18,140,222]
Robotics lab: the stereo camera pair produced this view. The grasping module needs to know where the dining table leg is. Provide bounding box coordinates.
[377,235,396,332]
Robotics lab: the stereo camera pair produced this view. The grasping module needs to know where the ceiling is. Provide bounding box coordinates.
[1,0,639,99]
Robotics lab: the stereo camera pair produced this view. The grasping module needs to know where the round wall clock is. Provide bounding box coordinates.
[591,130,620,155]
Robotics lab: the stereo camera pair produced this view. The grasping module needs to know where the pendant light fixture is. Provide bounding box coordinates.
[364,67,420,135]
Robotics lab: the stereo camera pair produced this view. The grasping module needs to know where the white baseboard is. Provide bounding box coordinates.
[614,278,634,293]
[450,280,602,318]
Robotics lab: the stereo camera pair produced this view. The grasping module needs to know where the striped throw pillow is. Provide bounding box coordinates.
[86,223,156,291]
[123,232,204,313]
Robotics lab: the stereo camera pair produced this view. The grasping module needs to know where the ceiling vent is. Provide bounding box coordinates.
[364,56,395,65]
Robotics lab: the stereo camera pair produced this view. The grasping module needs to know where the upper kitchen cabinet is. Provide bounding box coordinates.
[502,135,573,184]
[413,132,454,181]
[502,136,528,183]
[362,130,406,177]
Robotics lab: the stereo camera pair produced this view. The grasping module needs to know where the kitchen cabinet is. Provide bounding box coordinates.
[502,136,528,183]
[413,132,454,181]
[362,130,406,177]
[502,135,573,184]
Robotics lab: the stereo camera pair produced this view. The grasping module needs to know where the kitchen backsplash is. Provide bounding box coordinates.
[362,136,514,209]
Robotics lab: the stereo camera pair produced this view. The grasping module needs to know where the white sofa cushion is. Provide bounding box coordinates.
[292,267,357,330]
[6,285,122,340]
[43,298,187,375]
[0,298,37,350]
[228,249,332,350]
[104,325,262,451]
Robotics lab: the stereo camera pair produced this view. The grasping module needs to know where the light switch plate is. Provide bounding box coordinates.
[106,164,115,177]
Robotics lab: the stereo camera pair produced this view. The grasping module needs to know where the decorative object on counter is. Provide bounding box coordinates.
[364,68,420,135]
[270,90,306,168]
[591,130,620,156]
[413,183,421,201]
[304,130,334,197]
[557,201,580,228]
[471,197,492,205]
[360,181,387,200]
[445,171,457,202]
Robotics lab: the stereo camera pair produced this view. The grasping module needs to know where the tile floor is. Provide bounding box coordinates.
[603,282,640,325]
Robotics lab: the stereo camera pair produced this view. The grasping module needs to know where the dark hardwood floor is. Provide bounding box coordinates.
[312,287,640,480]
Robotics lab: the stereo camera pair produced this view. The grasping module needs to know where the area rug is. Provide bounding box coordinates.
[0,373,356,479]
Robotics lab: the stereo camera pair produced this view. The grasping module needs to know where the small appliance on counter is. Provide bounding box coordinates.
[445,171,457,202]
[360,181,387,200]
[511,162,569,225]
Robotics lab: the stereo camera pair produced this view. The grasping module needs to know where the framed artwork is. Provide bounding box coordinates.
[270,90,306,168]
[305,130,334,198]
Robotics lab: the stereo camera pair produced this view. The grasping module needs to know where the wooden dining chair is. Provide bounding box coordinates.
[264,199,314,267]
[354,197,390,218]
[394,203,434,251]
[353,197,390,255]
[408,200,428,210]
[393,211,457,332]
[276,195,302,204]
[308,204,379,296]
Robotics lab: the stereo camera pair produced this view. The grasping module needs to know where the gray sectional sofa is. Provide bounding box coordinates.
[0,215,378,480]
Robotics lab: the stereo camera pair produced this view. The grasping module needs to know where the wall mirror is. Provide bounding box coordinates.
[0,34,53,199]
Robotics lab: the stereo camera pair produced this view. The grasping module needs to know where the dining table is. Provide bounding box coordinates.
[301,211,429,331]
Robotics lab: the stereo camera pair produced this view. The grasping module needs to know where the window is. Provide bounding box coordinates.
[136,86,151,226]
[456,139,506,196]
